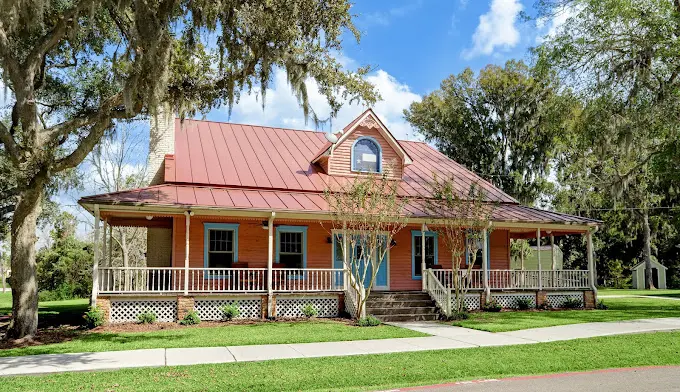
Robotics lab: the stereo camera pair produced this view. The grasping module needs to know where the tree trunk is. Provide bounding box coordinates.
[0,255,5,293]
[7,184,44,340]
[642,209,655,290]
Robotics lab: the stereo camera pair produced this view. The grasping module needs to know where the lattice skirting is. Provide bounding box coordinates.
[546,292,583,308]
[110,299,177,323]
[276,296,339,318]
[344,294,358,318]
[195,298,262,320]
[491,293,536,309]
[464,294,481,310]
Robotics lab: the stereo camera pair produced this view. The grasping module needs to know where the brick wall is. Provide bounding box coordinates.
[177,296,195,320]
[96,297,111,324]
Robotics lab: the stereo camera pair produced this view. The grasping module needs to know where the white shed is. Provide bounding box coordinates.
[631,259,667,289]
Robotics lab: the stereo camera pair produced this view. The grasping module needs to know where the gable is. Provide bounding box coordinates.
[313,110,412,179]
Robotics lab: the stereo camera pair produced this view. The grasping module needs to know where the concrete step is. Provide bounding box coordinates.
[374,313,439,322]
[366,300,435,308]
[368,306,438,316]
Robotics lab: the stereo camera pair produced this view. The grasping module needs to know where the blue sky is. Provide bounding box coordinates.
[199,0,563,142]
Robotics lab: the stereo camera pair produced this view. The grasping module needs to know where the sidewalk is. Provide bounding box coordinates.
[0,317,678,377]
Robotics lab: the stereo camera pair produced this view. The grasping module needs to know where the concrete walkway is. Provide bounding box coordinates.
[0,318,679,377]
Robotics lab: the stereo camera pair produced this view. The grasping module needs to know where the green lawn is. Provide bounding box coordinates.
[3,331,680,392]
[598,288,680,299]
[452,296,680,332]
[1,292,425,357]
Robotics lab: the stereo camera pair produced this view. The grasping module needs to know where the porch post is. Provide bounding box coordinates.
[184,211,191,295]
[91,205,101,305]
[421,223,427,291]
[482,227,489,298]
[537,228,542,290]
[267,212,275,316]
[102,220,108,268]
[587,229,597,291]
[108,227,113,267]
[550,234,555,270]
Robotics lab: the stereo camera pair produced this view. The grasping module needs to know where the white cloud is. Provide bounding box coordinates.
[227,68,422,141]
[462,0,523,59]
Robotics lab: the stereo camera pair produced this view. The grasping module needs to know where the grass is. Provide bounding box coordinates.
[1,292,425,357]
[3,331,680,392]
[452,296,680,332]
[598,288,680,299]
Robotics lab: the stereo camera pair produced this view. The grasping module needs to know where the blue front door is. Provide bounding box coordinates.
[333,234,388,290]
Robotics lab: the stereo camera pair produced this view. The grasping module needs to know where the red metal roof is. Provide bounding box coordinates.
[79,115,600,226]
[170,118,516,203]
[79,184,598,225]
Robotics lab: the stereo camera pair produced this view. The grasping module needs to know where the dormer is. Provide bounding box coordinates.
[312,109,412,180]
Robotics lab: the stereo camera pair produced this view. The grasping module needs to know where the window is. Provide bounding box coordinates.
[412,231,437,279]
[465,231,489,268]
[204,223,239,269]
[276,226,307,269]
[351,137,381,173]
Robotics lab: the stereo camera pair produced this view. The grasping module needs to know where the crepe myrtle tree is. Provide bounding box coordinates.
[323,168,407,318]
[0,0,377,340]
[425,175,494,316]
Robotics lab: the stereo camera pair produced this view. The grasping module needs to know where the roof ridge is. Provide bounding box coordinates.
[179,118,327,135]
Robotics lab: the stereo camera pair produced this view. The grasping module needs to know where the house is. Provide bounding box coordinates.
[631,259,667,289]
[79,109,600,323]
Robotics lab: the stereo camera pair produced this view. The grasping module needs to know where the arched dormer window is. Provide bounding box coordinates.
[351,136,382,173]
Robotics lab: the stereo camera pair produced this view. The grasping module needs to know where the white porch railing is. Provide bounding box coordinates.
[428,269,590,291]
[272,268,344,292]
[97,267,345,294]
[425,269,451,317]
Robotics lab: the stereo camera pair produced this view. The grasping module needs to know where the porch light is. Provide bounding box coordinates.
[391,239,397,247]
[146,215,153,220]
[262,220,269,230]
[326,236,333,244]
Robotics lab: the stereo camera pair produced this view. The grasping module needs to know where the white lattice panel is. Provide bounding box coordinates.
[344,294,358,318]
[276,297,339,318]
[195,298,261,320]
[491,293,536,309]
[110,299,176,323]
[464,294,481,310]
[546,292,583,308]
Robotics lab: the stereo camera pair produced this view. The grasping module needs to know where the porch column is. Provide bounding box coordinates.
[91,205,101,305]
[267,212,275,316]
[102,220,108,267]
[421,223,427,291]
[550,233,556,270]
[108,227,113,267]
[184,211,191,295]
[587,229,597,291]
[537,228,542,290]
[482,227,489,298]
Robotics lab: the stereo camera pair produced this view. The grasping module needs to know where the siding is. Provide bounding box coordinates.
[171,218,511,290]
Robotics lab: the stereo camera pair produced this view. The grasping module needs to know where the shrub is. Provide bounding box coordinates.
[301,303,318,318]
[39,283,76,302]
[561,297,583,309]
[537,302,553,310]
[514,298,533,310]
[84,306,105,329]
[180,310,201,325]
[447,311,469,321]
[357,315,381,327]
[482,299,502,312]
[221,302,241,321]
[596,299,609,310]
[137,309,157,324]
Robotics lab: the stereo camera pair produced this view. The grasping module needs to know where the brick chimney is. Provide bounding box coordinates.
[146,103,174,268]
[147,103,175,185]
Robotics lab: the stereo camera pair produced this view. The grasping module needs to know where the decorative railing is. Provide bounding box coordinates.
[428,269,590,291]
[188,268,267,292]
[98,267,186,294]
[425,269,450,317]
[272,268,344,292]
[97,266,345,294]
